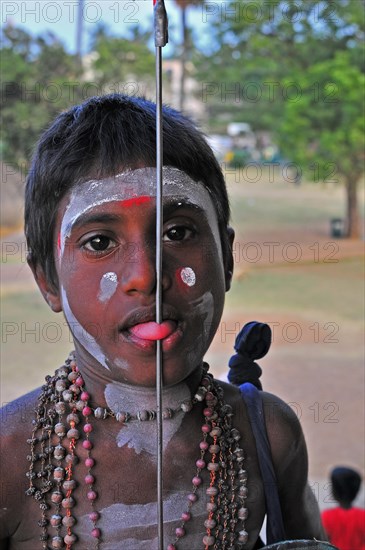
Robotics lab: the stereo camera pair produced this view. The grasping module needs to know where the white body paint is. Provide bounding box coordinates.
[98,272,118,303]
[58,167,222,370]
[104,380,191,457]
[113,357,129,372]
[180,266,196,287]
[78,492,207,549]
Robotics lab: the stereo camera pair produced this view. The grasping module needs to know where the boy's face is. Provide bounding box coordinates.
[50,167,233,386]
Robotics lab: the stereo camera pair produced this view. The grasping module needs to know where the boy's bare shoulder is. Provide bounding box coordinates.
[217,381,303,443]
[219,382,307,477]
[261,390,303,432]
[0,388,41,540]
[1,387,41,438]
[0,387,41,475]
[260,390,305,462]
[261,394,324,537]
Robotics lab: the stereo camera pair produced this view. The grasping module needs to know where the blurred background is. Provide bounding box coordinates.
[1,0,364,512]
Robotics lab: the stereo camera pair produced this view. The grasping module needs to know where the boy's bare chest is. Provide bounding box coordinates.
[16,412,266,550]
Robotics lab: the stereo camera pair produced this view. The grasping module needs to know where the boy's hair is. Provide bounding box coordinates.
[331,466,362,504]
[25,94,230,289]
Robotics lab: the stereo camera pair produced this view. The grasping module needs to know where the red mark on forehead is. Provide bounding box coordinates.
[57,233,61,255]
[117,196,152,209]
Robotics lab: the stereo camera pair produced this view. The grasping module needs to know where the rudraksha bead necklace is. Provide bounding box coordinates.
[26,352,249,549]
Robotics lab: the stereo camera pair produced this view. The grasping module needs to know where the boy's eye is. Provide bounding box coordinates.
[83,235,116,252]
[163,226,194,242]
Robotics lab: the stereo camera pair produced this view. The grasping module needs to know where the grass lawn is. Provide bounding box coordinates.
[1,170,364,484]
[227,258,364,321]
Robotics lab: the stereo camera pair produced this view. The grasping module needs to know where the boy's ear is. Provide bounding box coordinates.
[224,226,235,292]
[28,259,62,313]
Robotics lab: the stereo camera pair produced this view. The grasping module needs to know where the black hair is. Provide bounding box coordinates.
[331,466,362,504]
[24,94,230,289]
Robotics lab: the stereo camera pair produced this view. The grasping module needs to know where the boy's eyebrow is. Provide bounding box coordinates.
[162,197,208,218]
[69,212,123,231]
[67,196,212,237]
[69,198,209,230]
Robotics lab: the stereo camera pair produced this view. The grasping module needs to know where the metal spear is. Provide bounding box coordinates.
[153,1,168,548]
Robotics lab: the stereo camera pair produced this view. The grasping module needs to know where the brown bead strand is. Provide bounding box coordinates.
[220,433,233,549]
[70,362,102,548]
[50,427,66,548]
[27,355,249,549]
[26,379,58,548]
[81,405,102,547]
[26,402,48,547]
[208,394,248,550]
[62,437,77,548]
[49,360,75,549]
[167,418,210,550]
[203,434,218,549]
[62,360,81,548]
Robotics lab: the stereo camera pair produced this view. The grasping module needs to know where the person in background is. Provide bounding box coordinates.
[321,466,365,550]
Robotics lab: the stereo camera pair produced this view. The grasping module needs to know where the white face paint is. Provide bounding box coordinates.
[58,167,222,371]
[104,380,191,458]
[180,266,196,287]
[59,166,221,258]
[185,291,215,367]
[98,272,118,303]
[61,287,110,370]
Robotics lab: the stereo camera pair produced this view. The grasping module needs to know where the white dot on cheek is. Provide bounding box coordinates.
[180,267,196,287]
[98,272,118,302]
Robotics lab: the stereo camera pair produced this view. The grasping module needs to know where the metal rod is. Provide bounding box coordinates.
[155,43,164,550]
[153,1,168,548]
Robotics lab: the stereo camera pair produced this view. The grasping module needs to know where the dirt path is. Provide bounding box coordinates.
[1,225,364,507]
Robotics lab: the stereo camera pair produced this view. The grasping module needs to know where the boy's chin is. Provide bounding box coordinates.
[106,353,205,388]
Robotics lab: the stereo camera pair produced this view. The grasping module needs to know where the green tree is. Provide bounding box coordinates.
[89,23,155,94]
[280,52,364,238]
[1,22,156,172]
[195,0,364,237]
[1,24,82,170]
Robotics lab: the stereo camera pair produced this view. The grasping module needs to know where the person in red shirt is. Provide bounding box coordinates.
[322,466,365,550]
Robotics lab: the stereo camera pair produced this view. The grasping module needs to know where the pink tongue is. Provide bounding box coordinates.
[129,320,176,341]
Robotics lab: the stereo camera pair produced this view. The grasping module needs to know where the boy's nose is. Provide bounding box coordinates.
[120,242,170,296]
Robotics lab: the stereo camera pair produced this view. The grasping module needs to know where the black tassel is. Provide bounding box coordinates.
[228,322,272,390]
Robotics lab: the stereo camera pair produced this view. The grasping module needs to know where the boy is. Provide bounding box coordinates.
[0,94,325,549]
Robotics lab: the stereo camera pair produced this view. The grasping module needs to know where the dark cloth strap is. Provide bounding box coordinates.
[239,382,286,544]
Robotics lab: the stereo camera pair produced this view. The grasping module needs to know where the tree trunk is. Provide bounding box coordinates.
[179,6,188,112]
[345,177,361,239]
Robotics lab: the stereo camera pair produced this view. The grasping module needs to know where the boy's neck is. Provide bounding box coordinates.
[71,348,206,457]
[72,346,205,411]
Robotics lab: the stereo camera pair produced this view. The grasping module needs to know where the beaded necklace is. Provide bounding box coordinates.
[26,353,249,549]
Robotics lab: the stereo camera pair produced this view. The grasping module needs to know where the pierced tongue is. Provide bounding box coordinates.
[129,320,176,341]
